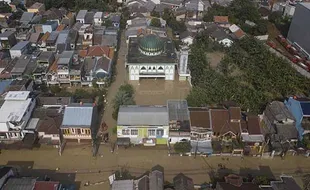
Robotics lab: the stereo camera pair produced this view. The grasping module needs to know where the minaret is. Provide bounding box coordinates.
[179,46,189,75]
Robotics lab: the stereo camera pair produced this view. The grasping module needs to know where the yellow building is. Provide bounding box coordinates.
[27,2,45,13]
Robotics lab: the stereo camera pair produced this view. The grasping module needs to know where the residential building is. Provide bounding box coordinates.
[117,105,169,146]
[210,28,233,47]
[167,100,191,143]
[37,32,50,51]
[214,16,230,28]
[19,12,34,25]
[56,30,70,54]
[126,34,176,80]
[160,0,183,9]
[61,12,75,28]
[180,31,194,45]
[94,12,103,26]
[173,173,194,190]
[285,97,310,140]
[178,46,191,81]
[287,3,310,58]
[10,55,31,79]
[37,96,72,108]
[56,50,74,84]
[42,7,67,22]
[110,14,121,28]
[42,21,58,33]
[229,24,245,40]
[185,0,210,12]
[0,31,17,49]
[6,79,33,91]
[61,103,98,143]
[260,175,302,190]
[283,4,296,17]
[2,177,36,190]
[33,51,55,83]
[76,10,88,24]
[28,32,42,46]
[112,180,134,190]
[46,31,59,51]
[27,2,45,13]
[0,91,36,140]
[32,108,63,146]
[82,26,93,47]
[84,11,95,25]
[241,115,264,155]
[216,174,261,190]
[189,107,213,155]
[0,167,15,189]
[9,41,30,59]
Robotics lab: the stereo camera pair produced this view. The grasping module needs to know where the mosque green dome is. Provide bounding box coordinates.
[139,34,164,55]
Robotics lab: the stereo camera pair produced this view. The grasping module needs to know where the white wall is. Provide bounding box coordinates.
[182,37,193,45]
[169,136,191,144]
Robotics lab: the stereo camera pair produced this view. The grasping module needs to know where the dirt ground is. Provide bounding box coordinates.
[129,77,191,105]
[0,145,308,189]
[208,52,225,69]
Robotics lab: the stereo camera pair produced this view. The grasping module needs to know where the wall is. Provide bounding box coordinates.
[287,3,310,57]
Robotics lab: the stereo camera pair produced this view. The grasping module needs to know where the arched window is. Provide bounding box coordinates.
[149,67,152,70]
[141,66,146,70]
[158,66,163,70]
[153,66,156,70]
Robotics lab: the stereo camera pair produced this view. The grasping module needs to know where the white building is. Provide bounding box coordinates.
[178,46,191,81]
[0,91,36,140]
[126,34,176,81]
[9,41,30,59]
[76,10,87,24]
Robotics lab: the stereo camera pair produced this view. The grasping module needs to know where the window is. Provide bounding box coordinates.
[148,129,156,137]
[158,66,163,70]
[85,129,91,135]
[131,129,138,136]
[156,129,164,137]
[122,129,130,135]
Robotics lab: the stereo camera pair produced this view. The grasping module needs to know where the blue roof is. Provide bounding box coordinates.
[0,80,12,94]
[300,102,310,116]
[61,104,94,127]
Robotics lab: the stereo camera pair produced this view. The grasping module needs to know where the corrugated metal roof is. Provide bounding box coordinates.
[167,100,189,121]
[117,106,169,126]
[2,177,36,190]
[61,104,94,127]
[76,10,87,20]
[112,180,134,190]
[24,118,39,130]
[10,41,30,50]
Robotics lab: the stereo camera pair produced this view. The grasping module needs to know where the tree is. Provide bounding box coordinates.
[112,84,135,120]
[253,176,269,185]
[150,18,161,27]
[174,141,192,154]
[151,10,160,18]
[102,19,112,27]
[0,2,12,13]
[50,85,61,94]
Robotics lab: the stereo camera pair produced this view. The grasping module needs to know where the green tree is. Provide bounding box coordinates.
[174,141,192,154]
[50,85,61,94]
[112,84,135,120]
[150,18,161,27]
[102,19,112,27]
[151,10,160,18]
[0,2,12,13]
[253,176,269,185]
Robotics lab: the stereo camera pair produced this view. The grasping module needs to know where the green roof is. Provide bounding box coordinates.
[139,34,164,53]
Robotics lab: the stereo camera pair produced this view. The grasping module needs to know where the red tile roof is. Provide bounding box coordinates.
[234,29,245,39]
[189,107,210,129]
[86,46,110,57]
[228,107,241,120]
[214,16,229,23]
[247,115,262,135]
[210,109,241,136]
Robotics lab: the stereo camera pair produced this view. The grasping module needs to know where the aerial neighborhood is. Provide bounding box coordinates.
[0,0,309,189]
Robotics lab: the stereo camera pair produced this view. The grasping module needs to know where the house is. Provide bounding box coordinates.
[180,31,194,45]
[214,16,230,28]
[19,12,34,25]
[216,174,261,190]
[210,107,242,137]
[241,115,264,155]
[0,167,15,189]
[42,21,58,33]
[117,105,169,146]
[94,12,103,26]
[86,45,111,58]
[167,100,191,143]
[84,11,95,25]
[210,28,233,47]
[76,10,88,23]
[285,97,310,140]
[61,12,75,28]
[10,55,32,79]
[46,31,59,51]
[37,32,50,50]
[110,14,121,28]
[2,177,36,190]
[82,26,93,47]
[160,0,183,9]
[0,91,36,141]
[229,24,245,40]
[61,103,98,143]
[112,180,134,190]
[34,181,61,190]
[33,51,55,83]
[56,50,74,84]
[28,32,42,47]
[27,2,45,13]
[0,31,17,49]
[93,26,105,46]
[6,79,33,91]
[101,34,117,48]
[0,58,16,79]
[173,173,194,190]
[174,7,187,21]
[32,108,63,146]
[185,0,210,12]
[258,7,270,19]
[37,96,72,108]
[263,101,297,142]
[43,7,67,22]
[37,51,55,67]
[105,27,118,35]
[9,41,31,59]
[56,30,70,54]
[68,29,78,50]
[260,175,302,190]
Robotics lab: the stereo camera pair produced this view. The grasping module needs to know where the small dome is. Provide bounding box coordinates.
[139,34,164,56]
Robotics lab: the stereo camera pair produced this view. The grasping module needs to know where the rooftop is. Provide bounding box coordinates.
[32,108,63,135]
[2,177,36,190]
[0,97,32,123]
[5,91,30,101]
[127,36,176,64]
[29,2,44,9]
[38,96,71,106]
[214,16,229,23]
[189,107,210,129]
[167,100,190,132]
[112,180,134,190]
[117,106,169,126]
[300,2,310,10]
[76,10,87,20]
[61,103,95,127]
[10,41,30,50]
[11,56,31,75]
[210,109,241,135]
[34,181,60,190]
[0,31,15,38]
